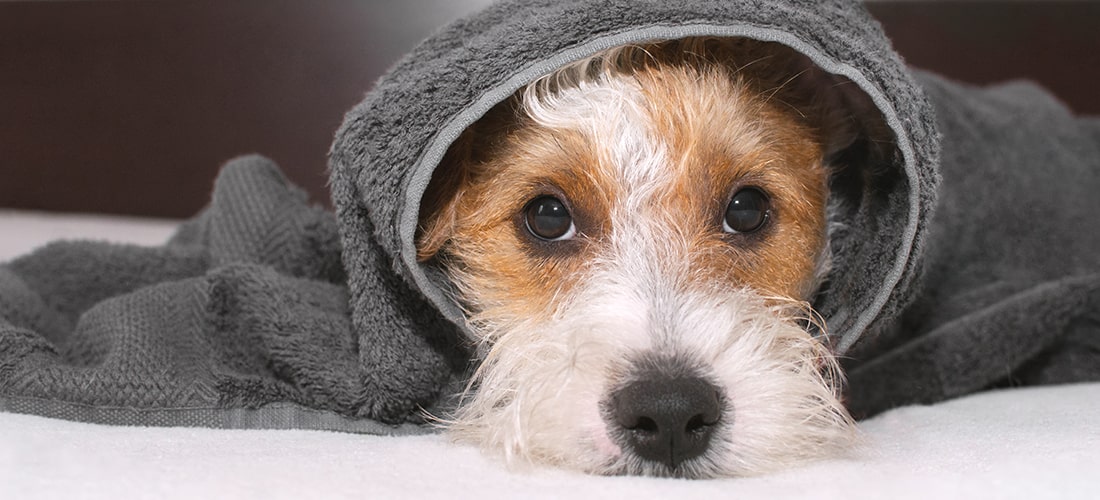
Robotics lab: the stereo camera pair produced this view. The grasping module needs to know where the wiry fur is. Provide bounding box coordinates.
[418,38,859,478]
[446,280,855,477]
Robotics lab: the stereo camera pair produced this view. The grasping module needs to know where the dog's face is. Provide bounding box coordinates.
[418,39,857,478]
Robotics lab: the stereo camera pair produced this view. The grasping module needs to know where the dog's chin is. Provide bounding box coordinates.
[444,286,858,479]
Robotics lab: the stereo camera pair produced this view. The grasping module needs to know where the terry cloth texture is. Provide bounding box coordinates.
[843,74,1100,416]
[0,157,451,432]
[2,0,1099,429]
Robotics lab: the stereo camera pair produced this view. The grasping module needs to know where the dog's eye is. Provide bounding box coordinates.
[524,195,576,241]
[723,188,770,234]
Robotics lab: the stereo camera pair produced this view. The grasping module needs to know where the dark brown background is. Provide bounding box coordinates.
[2,1,1098,218]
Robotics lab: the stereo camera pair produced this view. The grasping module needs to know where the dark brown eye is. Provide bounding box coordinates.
[723,188,770,234]
[524,195,575,241]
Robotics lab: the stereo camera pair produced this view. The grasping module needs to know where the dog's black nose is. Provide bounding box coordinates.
[610,375,722,469]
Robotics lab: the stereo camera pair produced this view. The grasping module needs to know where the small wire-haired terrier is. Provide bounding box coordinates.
[417,37,868,478]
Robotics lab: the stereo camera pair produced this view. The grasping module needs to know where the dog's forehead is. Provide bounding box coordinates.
[486,63,830,300]
[511,65,822,211]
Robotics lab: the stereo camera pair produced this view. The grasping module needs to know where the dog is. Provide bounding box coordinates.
[415,37,880,478]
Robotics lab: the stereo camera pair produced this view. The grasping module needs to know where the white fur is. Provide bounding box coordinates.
[522,67,669,195]
[444,53,855,478]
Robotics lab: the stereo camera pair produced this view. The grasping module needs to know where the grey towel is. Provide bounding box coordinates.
[844,74,1100,416]
[0,156,457,431]
[3,0,1098,430]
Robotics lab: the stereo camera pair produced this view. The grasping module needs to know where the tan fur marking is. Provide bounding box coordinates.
[418,37,832,323]
[416,37,856,477]
[632,62,828,301]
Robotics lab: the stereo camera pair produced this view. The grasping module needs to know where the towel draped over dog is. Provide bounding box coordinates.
[2,0,1098,429]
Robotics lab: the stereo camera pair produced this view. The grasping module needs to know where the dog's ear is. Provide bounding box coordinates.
[761,44,895,166]
[417,129,487,263]
[756,48,869,162]
[417,100,520,262]
[703,38,889,163]
[757,49,894,175]
[807,69,894,166]
[416,129,474,262]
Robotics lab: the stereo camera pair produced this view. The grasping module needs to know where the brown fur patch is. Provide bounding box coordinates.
[633,60,829,301]
[417,38,834,328]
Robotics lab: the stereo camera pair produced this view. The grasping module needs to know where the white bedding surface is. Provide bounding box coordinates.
[2,209,1098,499]
[0,209,180,259]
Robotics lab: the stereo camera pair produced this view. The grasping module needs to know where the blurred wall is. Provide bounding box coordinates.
[1,1,1097,218]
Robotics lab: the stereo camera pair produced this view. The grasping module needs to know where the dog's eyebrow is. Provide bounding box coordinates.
[551,134,570,157]
[547,131,597,174]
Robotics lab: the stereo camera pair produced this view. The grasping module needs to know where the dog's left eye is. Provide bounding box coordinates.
[524,195,576,241]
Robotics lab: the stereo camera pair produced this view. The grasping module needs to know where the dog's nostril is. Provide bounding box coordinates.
[626,416,659,433]
[685,412,712,434]
[610,375,722,469]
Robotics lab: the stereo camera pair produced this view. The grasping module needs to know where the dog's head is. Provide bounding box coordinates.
[416,38,867,478]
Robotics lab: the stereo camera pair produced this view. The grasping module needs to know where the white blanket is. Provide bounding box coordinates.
[2,209,1097,499]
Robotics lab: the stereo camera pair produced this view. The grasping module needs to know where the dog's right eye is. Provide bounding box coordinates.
[524,196,576,241]
[723,187,770,234]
